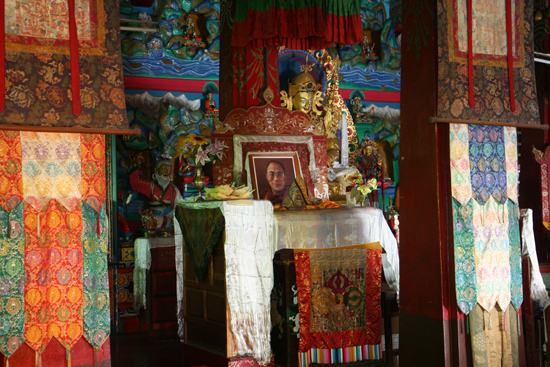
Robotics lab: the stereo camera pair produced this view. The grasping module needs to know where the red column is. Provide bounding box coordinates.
[400,0,466,365]
[219,0,280,121]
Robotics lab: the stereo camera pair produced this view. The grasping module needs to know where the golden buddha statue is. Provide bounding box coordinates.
[281,65,323,117]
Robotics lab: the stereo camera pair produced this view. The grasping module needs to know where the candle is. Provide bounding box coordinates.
[340,111,349,166]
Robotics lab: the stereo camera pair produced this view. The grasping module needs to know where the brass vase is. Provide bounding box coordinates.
[194,165,206,200]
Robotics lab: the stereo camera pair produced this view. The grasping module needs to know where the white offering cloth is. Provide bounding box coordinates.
[274,206,400,294]
[222,200,274,365]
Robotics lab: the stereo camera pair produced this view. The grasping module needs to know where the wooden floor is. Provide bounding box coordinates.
[110,329,229,367]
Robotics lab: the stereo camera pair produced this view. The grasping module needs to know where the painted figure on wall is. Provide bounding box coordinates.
[129,155,182,230]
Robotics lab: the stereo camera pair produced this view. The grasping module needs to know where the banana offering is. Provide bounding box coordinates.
[204,184,253,200]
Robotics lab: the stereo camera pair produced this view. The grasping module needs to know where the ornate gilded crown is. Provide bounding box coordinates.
[288,71,321,96]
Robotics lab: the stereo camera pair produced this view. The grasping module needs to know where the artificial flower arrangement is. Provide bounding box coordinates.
[348,178,378,206]
[177,134,228,168]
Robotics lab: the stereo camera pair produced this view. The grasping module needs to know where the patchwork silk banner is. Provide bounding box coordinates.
[0,202,25,358]
[0,132,111,360]
[1,0,128,130]
[468,125,507,205]
[507,201,522,310]
[81,135,106,212]
[452,197,522,314]
[0,131,23,213]
[471,197,511,312]
[24,200,84,353]
[450,123,473,206]
[450,124,521,314]
[452,198,477,315]
[82,202,110,350]
[437,0,540,125]
[294,244,382,354]
[503,127,518,204]
[21,132,82,212]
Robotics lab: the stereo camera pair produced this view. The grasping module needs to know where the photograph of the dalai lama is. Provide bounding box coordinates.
[259,161,290,204]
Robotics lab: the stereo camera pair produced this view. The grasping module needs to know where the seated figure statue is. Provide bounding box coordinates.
[130,154,182,231]
[357,141,383,182]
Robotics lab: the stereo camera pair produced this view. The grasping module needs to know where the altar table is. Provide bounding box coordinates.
[173,200,400,365]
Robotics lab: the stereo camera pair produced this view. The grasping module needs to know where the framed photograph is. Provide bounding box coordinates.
[246,151,303,204]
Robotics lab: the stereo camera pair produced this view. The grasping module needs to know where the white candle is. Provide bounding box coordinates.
[340,111,349,166]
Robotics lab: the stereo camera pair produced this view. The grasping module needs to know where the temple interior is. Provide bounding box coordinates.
[1,0,550,366]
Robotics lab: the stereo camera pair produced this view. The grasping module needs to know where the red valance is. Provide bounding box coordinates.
[232,1,363,50]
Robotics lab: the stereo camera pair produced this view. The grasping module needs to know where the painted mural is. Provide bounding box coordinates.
[337,0,402,92]
[121,0,221,79]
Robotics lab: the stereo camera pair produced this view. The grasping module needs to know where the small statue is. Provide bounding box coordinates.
[205,92,219,115]
[360,33,378,61]
[357,141,383,182]
[184,15,198,41]
[352,96,363,118]
[130,153,182,232]
[139,207,158,237]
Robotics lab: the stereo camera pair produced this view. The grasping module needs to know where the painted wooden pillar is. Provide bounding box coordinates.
[400,0,468,365]
[219,0,280,121]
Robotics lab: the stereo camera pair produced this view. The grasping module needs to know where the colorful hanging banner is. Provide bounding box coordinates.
[503,127,518,204]
[81,134,106,212]
[452,198,477,315]
[508,200,523,310]
[451,123,522,314]
[82,202,110,350]
[450,123,473,206]
[294,244,382,354]
[1,0,128,130]
[0,201,25,358]
[21,132,82,212]
[437,0,540,125]
[471,197,512,312]
[0,131,110,359]
[24,200,84,353]
[468,125,507,205]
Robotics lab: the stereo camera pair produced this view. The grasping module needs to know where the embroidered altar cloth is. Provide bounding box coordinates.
[294,244,382,354]
[274,206,399,295]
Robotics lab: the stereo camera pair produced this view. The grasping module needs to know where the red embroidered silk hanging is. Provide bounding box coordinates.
[231,0,363,50]
[24,200,84,353]
[437,0,540,125]
[294,244,382,353]
[1,0,128,130]
[0,132,110,362]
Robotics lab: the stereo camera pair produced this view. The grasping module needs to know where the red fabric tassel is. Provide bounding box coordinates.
[68,0,81,116]
[506,0,516,112]
[467,0,474,108]
[0,0,5,112]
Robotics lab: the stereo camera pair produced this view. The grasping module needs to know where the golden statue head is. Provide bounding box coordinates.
[288,71,320,113]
